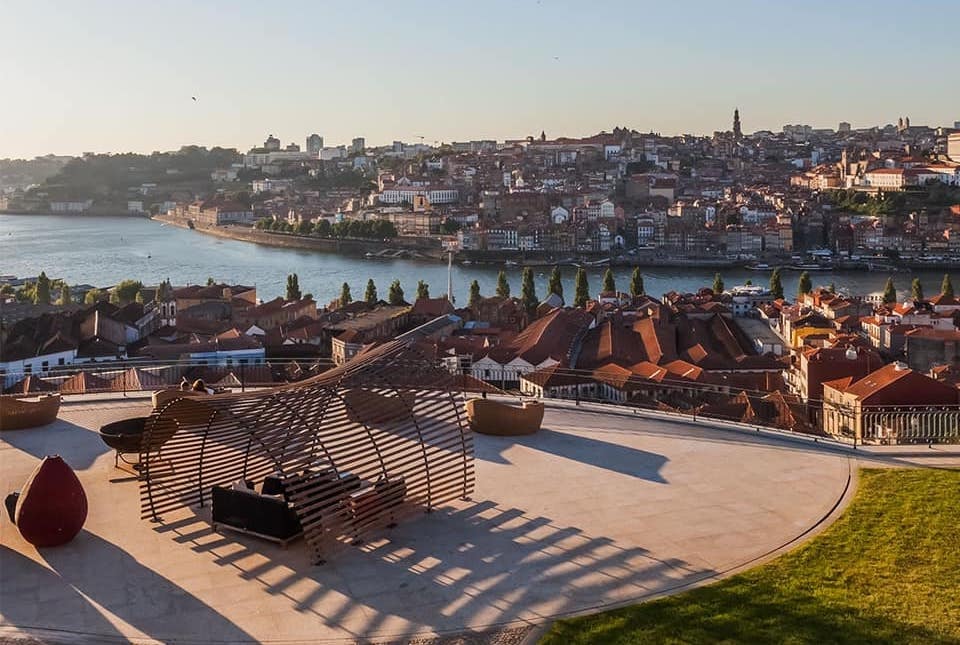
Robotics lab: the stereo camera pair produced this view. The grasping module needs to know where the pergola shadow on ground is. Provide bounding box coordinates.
[154,495,715,639]
[140,321,479,564]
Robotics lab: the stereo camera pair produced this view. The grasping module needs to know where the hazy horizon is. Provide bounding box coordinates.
[3,0,958,159]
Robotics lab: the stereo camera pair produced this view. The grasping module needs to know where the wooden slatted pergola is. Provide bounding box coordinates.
[138,321,475,563]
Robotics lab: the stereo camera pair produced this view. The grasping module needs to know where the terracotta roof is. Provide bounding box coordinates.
[484,308,593,366]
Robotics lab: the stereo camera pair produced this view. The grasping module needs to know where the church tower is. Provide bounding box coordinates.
[733,108,743,141]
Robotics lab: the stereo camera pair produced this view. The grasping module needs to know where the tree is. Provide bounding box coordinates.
[496,270,510,298]
[828,282,836,294]
[942,274,954,299]
[602,268,616,293]
[547,266,564,299]
[365,279,378,305]
[882,277,897,304]
[206,276,215,286]
[744,279,753,286]
[286,273,301,300]
[113,279,143,305]
[911,278,924,302]
[629,267,645,297]
[34,271,51,305]
[388,279,405,305]
[59,284,72,305]
[574,267,589,308]
[712,273,724,294]
[520,267,538,314]
[797,271,812,298]
[468,279,481,310]
[417,280,430,300]
[769,268,784,299]
[84,288,102,305]
[340,282,352,306]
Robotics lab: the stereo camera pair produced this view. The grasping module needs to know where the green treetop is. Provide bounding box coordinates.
[602,268,616,293]
[365,279,377,305]
[798,271,812,298]
[496,270,510,298]
[34,271,51,305]
[286,273,301,300]
[417,280,430,300]
[521,267,538,313]
[59,284,72,305]
[911,278,924,302]
[388,279,405,305]
[630,267,645,297]
[340,282,352,306]
[882,277,897,304]
[84,288,102,305]
[113,279,143,305]
[712,273,724,294]
[574,267,589,308]
[769,268,784,299]
[941,274,954,299]
[548,266,563,299]
[469,280,481,310]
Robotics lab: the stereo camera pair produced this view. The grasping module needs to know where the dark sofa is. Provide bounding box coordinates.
[211,485,302,546]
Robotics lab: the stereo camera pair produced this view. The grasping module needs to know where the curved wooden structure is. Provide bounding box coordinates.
[0,395,62,431]
[139,321,475,563]
[465,398,545,436]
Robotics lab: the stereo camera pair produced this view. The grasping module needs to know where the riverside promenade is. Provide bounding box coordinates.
[1,398,955,644]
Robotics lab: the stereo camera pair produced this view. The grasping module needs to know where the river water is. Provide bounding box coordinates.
[0,214,949,304]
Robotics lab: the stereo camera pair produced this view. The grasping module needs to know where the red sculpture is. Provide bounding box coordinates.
[13,455,88,547]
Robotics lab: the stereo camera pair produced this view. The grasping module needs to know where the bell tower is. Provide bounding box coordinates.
[733,108,743,141]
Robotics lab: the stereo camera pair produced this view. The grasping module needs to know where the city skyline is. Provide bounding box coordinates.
[2,0,959,159]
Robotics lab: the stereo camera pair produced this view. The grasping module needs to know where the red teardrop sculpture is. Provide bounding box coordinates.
[15,455,88,547]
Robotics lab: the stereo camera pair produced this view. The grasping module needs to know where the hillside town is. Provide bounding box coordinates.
[4,112,960,442]
[4,112,960,269]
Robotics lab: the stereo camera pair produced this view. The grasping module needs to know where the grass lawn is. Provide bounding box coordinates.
[541,468,960,645]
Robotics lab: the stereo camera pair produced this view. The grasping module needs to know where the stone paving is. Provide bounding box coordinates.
[0,401,859,643]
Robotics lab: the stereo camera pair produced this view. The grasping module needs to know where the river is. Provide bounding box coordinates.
[0,214,950,304]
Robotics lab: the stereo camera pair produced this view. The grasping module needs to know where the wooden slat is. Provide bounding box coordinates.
[139,339,475,563]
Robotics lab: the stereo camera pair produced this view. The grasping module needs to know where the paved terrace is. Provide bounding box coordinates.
[1,399,953,644]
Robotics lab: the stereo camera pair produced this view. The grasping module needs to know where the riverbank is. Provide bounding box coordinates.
[2,212,939,303]
[152,213,444,260]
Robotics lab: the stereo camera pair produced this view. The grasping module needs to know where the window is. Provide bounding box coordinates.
[42,361,49,372]
[58,358,66,366]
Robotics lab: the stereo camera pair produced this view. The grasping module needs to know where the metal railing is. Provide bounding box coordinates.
[1,358,335,398]
[4,357,958,446]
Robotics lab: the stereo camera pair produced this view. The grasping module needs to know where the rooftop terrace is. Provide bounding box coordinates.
[1,398,955,644]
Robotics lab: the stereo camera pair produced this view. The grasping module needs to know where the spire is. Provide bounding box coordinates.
[733,108,743,141]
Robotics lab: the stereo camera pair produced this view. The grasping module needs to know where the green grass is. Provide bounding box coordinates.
[541,468,960,645]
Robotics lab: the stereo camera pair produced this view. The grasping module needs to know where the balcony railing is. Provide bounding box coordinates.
[4,358,958,446]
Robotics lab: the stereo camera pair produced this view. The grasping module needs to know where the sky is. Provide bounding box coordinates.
[1,0,958,159]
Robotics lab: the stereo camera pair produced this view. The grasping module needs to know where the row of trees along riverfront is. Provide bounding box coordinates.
[0,273,145,306]
[291,266,650,313]
[256,217,397,239]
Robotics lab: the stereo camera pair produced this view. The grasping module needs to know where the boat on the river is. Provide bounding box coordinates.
[787,263,832,271]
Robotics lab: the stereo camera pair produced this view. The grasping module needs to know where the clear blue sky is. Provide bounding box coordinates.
[2,0,957,158]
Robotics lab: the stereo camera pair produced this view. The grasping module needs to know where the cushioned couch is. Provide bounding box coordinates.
[211,484,302,546]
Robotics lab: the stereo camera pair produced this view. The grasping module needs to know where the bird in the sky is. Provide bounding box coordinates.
[191,96,197,101]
